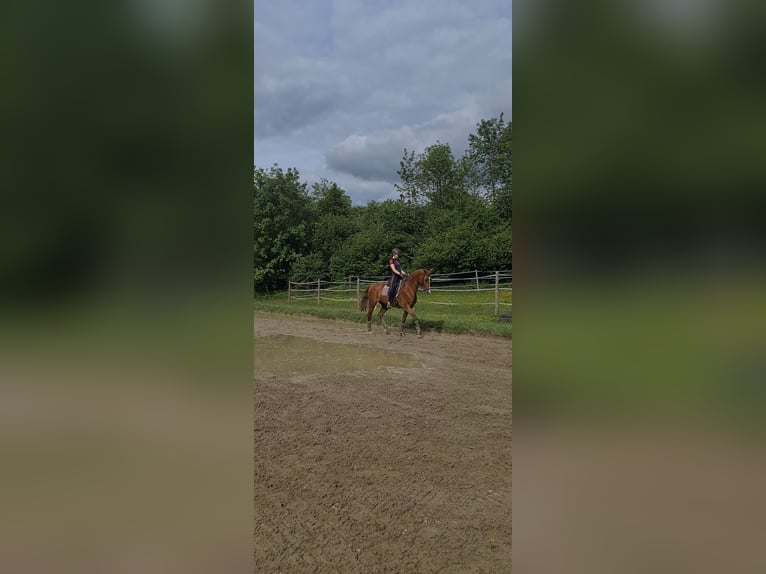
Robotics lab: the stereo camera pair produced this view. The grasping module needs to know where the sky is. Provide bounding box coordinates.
[254,0,512,205]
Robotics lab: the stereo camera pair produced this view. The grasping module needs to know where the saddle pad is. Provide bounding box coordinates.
[381,285,389,297]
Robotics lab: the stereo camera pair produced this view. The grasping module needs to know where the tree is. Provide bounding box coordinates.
[414,195,511,272]
[291,252,326,283]
[462,114,512,219]
[311,178,352,217]
[253,165,313,291]
[395,149,421,205]
[307,179,357,276]
[331,199,426,278]
[395,143,466,209]
[419,143,463,209]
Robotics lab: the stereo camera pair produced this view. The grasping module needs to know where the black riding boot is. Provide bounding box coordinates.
[390,278,400,308]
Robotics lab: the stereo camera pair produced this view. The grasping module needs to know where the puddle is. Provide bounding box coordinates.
[254,335,418,376]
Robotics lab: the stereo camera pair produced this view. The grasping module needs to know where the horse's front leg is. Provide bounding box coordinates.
[402,305,421,337]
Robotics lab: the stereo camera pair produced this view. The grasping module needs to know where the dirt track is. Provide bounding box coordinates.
[254,311,512,573]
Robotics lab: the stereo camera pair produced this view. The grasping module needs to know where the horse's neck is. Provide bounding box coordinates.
[407,269,423,286]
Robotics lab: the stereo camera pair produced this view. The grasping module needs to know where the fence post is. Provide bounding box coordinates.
[494,271,500,317]
[317,279,321,304]
[475,269,480,291]
[288,281,291,304]
[356,277,360,303]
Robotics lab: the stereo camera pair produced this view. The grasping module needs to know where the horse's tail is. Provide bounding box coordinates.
[358,287,369,311]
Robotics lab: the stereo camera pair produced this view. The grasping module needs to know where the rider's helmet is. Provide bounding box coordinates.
[392,248,400,256]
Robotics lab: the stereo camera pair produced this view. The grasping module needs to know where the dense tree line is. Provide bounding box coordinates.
[254,115,511,292]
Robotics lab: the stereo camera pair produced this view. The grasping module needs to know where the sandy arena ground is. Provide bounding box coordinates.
[254,311,512,573]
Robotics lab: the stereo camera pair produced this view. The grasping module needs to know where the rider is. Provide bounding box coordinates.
[387,248,407,309]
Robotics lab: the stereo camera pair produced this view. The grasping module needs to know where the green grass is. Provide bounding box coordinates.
[254,285,512,338]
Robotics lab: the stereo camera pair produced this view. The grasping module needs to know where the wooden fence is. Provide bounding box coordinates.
[288,270,512,316]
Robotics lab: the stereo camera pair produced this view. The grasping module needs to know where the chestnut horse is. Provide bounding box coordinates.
[358,268,432,337]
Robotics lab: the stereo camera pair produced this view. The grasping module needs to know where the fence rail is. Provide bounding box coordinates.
[288,270,512,316]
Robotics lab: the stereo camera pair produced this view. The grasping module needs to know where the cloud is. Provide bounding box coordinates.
[254,0,512,204]
[325,108,486,183]
[325,128,415,183]
[255,57,340,139]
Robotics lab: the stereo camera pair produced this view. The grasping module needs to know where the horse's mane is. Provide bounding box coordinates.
[403,268,423,285]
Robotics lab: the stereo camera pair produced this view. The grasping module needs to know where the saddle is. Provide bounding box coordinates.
[385,278,403,307]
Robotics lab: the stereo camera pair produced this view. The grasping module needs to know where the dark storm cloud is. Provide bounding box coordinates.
[325,129,413,183]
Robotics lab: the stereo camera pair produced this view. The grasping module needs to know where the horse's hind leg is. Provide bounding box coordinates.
[366,302,374,332]
[377,305,389,334]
